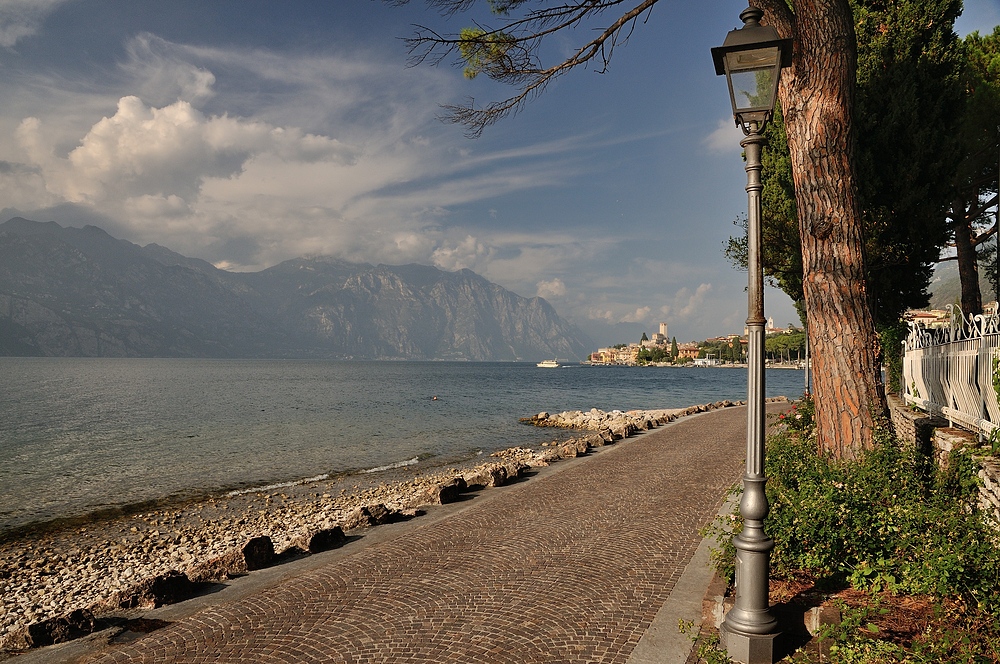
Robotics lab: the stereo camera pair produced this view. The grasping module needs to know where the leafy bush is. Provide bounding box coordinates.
[879,321,908,395]
[764,417,1000,606]
[705,396,1000,661]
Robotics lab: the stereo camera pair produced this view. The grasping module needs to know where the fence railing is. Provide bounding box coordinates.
[902,305,1000,438]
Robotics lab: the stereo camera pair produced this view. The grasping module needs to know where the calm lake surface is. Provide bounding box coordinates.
[0,359,807,533]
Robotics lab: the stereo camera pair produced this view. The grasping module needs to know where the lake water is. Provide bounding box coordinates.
[0,359,806,533]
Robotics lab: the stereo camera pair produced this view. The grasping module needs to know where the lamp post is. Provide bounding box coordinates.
[711,7,791,664]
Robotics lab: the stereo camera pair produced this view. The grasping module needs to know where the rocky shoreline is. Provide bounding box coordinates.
[0,398,784,655]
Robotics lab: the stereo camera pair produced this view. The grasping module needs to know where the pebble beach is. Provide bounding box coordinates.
[0,399,785,656]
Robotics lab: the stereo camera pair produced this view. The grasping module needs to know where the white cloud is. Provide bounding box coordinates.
[675,283,713,318]
[621,306,652,323]
[0,157,51,209]
[577,282,715,329]
[431,235,494,272]
[18,96,358,209]
[124,193,191,219]
[703,117,744,154]
[122,34,217,107]
[536,278,566,299]
[0,0,68,48]
[0,29,634,274]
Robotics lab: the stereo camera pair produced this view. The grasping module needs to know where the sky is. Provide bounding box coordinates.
[0,1,998,347]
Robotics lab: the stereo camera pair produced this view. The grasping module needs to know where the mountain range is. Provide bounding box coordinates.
[0,218,593,361]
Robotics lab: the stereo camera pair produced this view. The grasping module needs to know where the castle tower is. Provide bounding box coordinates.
[659,322,668,337]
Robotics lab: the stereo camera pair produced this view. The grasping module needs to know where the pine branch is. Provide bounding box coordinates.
[392,0,660,137]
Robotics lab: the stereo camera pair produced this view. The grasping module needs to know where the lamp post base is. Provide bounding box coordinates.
[720,622,778,664]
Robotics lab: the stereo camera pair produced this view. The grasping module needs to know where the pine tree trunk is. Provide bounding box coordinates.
[953,198,983,317]
[760,0,887,459]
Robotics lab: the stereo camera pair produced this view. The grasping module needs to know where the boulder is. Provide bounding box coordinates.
[112,571,200,610]
[341,504,400,530]
[558,444,578,458]
[187,535,276,581]
[499,459,529,480]
[24,609,96,647]
[558,439,591,458]
[463,463,508,490]
[241,536,276,570]
[428,477,468,504]
[292,526,347,554]
[537,448,560,464]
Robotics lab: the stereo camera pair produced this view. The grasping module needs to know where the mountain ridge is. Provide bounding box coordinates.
[0,218,592,361]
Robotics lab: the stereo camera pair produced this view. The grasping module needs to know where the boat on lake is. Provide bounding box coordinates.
[536,359,560,368]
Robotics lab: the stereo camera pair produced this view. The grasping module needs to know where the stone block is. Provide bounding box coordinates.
[112,570,200,609]
[24,609,96,647]
[293,526,347,554]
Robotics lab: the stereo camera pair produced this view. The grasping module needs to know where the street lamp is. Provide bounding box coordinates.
[711,7,791,664]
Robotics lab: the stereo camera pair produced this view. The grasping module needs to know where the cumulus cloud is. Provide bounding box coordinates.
[674,283,713,318]
[621,306,652,324]
[703,117,744,154]
[124,193,191,219]
[18,95,358,208]
[0,0,68,48]
[578,281,715,332]
[0,161,51,209]
[536,278,566,300]
[430,235,494,272]
[0,25,633,276]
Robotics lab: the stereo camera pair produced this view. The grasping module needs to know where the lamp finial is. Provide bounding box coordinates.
[740,7,764,27]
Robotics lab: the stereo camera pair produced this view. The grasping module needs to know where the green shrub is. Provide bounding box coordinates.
[764,417,1000,605]
[705,396,1000,660]
[879,321,907,395]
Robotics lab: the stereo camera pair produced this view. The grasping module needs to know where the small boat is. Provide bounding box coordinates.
[536,359,560,368]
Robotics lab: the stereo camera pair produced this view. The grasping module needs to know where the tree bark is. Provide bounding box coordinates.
[953,197,984,317]
[758,0,887,459]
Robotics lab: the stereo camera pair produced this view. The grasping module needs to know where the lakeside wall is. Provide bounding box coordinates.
[889,395,1000,521]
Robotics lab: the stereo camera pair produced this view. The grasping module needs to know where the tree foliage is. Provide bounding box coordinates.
[635,345,670,364]
[731,0,967,329]
[854,0,965,326]
[456,27,518,79]
[764,331,806,362]
[699,338,743,363]
[724,103,803,318]
[944,26,1000,315]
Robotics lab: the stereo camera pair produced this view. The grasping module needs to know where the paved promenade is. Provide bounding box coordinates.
[83,406,758,664]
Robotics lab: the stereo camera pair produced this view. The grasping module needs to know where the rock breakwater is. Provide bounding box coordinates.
[0,398,780,654]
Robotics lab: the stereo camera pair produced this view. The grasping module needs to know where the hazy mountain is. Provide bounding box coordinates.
[0,218,593,361]
[928,261,998,311]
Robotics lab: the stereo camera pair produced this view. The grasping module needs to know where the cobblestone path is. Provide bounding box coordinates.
[88,406,752,663]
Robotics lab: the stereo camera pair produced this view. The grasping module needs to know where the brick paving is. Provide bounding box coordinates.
[87,406,754,664]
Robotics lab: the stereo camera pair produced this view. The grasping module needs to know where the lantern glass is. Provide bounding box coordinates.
[725,46,780,113]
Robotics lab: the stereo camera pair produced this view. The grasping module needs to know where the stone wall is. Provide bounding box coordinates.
[888,395,1000,525]
[887,395,941,456]
[979,457,1000,522]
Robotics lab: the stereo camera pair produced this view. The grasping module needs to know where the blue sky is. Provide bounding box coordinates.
[0,1,997,346]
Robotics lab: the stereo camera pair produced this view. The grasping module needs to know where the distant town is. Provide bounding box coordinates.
[589,321,808,367]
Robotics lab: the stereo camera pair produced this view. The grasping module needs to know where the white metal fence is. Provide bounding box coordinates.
[903,305,1000,437]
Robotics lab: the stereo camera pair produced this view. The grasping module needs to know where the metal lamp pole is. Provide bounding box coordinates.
[711,8,792,663]
[722,121,779,663]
